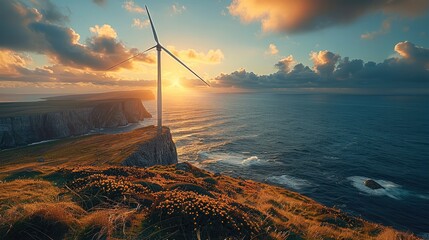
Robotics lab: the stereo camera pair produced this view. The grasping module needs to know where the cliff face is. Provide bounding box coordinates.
[122,127,178,167]
[0,99,151,149]
[90,99,151,128]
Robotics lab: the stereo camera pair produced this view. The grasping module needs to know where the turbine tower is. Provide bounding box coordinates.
[144,5,210,135]
[108,5,210,136]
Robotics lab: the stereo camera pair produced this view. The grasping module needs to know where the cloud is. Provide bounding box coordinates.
[274,55,294,72]
[35,0,69,23]
[0,53,156,88]
[123,0,145,14]
[0,50,31,76]
[214,41,429,91]
[132,18,149,29]
[394,41,429,67]
[89,24,117,38]
[310,50,340,77]
[0,0,154,71]
[228,0,429,33]
[266,44,279,55]
[171,4,186,15]
[361,18,392,40]
[167,47,225,64]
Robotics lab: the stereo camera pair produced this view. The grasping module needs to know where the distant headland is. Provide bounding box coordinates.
[0,90,154,149]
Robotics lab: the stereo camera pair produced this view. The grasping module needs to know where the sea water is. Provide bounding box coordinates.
[143,93,429,235]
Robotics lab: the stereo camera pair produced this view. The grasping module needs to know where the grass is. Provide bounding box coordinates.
[0,163,421,239]
[0,179,60,209]
[0,126,168,179]
[0,202,85,240]
[0,127,422,239]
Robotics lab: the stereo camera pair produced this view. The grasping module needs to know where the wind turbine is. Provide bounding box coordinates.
[145,5,210,136]
[108,5,210,136]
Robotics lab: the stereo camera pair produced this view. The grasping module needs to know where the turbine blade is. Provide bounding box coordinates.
[145,5,159,44]
[161,46,210,87]
[106,45,156,71]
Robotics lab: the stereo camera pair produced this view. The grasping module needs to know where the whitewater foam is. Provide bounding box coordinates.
[241,156,260,165]
[347,176,408,200]
[198,151,262,166]
[266,175,311,190]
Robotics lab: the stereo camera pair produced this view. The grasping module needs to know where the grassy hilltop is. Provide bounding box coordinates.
[0,127,420,240]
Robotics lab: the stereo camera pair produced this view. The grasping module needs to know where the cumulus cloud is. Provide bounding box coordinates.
[214,41,429,91]
[228,0,429,33]
[132,18,149,29]
[310,50,340,78]
[167,47,225,64]
[123,0,145,14]
[89,24,117,39]
[266,44,279,55]
[395,41,429,67]
[274,55,294,72]
[0,0,154,71]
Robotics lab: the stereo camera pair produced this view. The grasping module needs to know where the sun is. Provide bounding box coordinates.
[170,79,183,88]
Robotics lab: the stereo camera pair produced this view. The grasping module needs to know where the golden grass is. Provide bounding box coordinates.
[376,229,421,240]
[0,202,85,240]
[78,208,138,239]
[0,126,168,179]
[0,179,60,210]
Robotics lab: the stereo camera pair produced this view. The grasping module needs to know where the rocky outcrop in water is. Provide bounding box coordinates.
[122,127,178,167]
[364,179,385,190]
[0,99,151,149]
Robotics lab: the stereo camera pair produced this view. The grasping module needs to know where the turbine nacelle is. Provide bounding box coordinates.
[156,44,162,51]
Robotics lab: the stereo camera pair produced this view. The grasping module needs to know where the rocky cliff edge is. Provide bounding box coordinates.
[0,98,151,149]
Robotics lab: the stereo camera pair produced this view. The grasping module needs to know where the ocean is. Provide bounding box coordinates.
[141,92,429,235]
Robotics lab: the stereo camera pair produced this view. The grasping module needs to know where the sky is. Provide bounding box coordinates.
[0,0,428,95]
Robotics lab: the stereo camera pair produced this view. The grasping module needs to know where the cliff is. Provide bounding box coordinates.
[122,127,178,167]
[0,126,177,171]
[0,98,152,149]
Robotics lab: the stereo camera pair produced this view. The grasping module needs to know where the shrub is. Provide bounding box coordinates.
[166,183,214,197]
[203,177,217,185]
[135,181,163,192]
[69,174,152,209]
[141,190,266,239]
